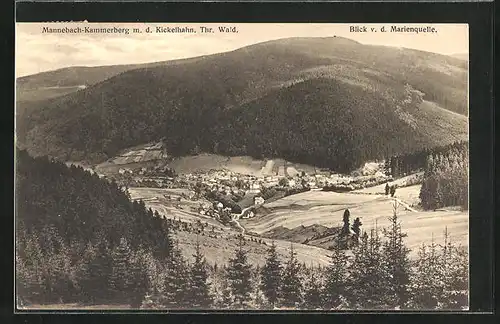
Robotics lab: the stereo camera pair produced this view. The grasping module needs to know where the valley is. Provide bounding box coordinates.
[15,32,470,310]
[117,150,468,262]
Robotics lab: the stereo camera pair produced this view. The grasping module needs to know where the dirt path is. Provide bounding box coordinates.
[392,197,418,212]
[231,205,256,235]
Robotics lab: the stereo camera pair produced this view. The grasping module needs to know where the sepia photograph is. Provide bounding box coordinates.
[15,22,469,311]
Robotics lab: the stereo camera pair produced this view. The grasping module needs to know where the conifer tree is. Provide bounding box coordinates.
[162,242,191,308]
[349,227,387,309]
[109,237,133,303]
[188,239,213,309]
[16,230,46,304]
[303,267,323,309]
[445,244,468,309]
[341,209,350,235]
[84,238,113,304]
[260,241,282,308]
[217,275,234,309]
[128,249,150,308]
[225,235,253,308]
[409,236,442,309]
[352,217,362,241]
[280,244,303,308]
[323,241,349,309]
[381,202,411,308]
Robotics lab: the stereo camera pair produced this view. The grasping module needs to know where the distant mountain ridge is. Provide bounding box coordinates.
[449,53,468,61]
[17,36,468,173]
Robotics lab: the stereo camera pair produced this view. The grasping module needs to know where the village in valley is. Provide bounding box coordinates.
[86,143,441,258]
[16,24,471,310]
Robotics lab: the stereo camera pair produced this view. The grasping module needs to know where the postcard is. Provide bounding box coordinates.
[15,22,469,311]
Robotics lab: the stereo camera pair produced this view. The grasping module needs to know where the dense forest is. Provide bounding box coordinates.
[16,149,173,305]
[385,141,468,178]
[18,37,467,173]
[16,150,467,309]
[419,142,469,210]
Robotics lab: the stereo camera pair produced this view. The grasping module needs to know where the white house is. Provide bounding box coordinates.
[251,182,261,190]
[254,196,265,205]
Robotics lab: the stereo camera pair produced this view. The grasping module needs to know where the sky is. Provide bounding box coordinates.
[16,23,468,77]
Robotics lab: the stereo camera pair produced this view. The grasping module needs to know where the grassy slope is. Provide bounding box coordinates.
[127,187,332,266]
[241,186,468,257]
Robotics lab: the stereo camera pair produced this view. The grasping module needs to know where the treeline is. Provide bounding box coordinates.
[419,143,469,210]
[16,149,174,305]
[18,212,468,310]
[21,70,466,174]
[385,141,468,178]
[16,150,467,309]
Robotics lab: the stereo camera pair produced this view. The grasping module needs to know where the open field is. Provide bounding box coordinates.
[354,184,423,208]
[242,187,468,258]
[128,187,227,230]
[353,173,423,194]
[128,186,334,266]
[97,148,323,177]
[129,184,467,261]
[175,230,332,267]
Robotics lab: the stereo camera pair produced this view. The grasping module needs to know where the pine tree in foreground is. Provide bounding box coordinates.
[280,245,303,308]
[225,235,253,308]
[188,239,213,309]
[323,241,349,309]
[109,237,133,304]
[409,237,441,309]
[162,242,191,308]
[349,227,388,309]
[302,267,323,309]
[382,202,412,308]
[83,239,113,304]
[260,241,282,308]
[128,249,149,308]
[16,230,46,304]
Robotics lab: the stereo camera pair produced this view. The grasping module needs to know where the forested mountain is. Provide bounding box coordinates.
[15,148,172,254]
[17,37,468,172]
[15,149,178,305]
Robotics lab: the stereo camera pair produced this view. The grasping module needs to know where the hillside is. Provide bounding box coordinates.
[15,56,208,107]
[240,187,468,258]
[450,53,468,61]
[17,37,468,172]
[15,149,173,253]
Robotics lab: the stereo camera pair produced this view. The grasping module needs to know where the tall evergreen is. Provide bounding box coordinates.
[162,242,191,308]
[349,227,388,309]
[280,245,303,308]
[85,239,114,304]
[109,237,133,303]
[351,217,362,241]
[323,242,349,309]
[225,235,253,308]
[260,241,282,308]
[302,267,323,309]
[128,249,150,308]
[16,229,46,304]
[381,203,412,308]
[188,240,213,309]
[341,209,350,235]
[409,237,442,309]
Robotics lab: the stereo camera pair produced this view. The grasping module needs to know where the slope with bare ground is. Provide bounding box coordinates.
[18,37,467,171]
[241,186,468,258]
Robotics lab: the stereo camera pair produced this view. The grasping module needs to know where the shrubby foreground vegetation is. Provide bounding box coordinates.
[16,149,468,310]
